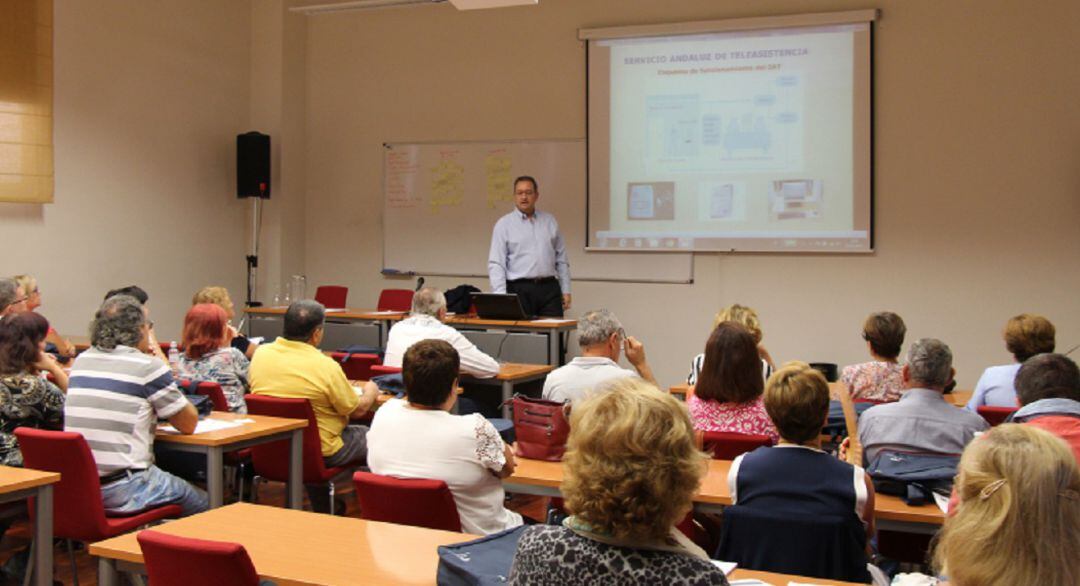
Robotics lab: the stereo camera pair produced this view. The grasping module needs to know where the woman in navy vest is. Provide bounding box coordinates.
[725,361,886,584]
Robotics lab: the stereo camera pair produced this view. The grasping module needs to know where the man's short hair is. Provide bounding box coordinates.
[863,311,906,360]
[91,295,146,350]
[513,176,538,193]
[410,287,447,317]
[577,309,623,347]
[0,278,19,312]
[403,339,459,408]
[105,285,149,305]
[282,300,325,342]
[764,361,831,444]
[1004,314,1056,362]
[906,338,953,388]
[1015,353,1080,405]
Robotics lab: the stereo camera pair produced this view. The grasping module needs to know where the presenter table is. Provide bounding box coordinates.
[505,457,945,535]
[0,466,59,586]
[90,502,868,586]
[462,363,556,418]
[155,413,307,509]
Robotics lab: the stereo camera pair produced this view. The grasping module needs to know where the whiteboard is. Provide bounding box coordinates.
[382,139,693,283]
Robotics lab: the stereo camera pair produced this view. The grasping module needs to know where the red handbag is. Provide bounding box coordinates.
[510,395,570,461]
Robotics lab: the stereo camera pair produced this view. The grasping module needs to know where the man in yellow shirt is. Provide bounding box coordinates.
[249,300,379,512]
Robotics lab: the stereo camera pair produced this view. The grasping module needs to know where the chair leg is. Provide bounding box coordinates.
[329,481,336,516]
[20,538,34,586]
[251,475,261,504]
[237,461,247,503]
[68,539,79,586]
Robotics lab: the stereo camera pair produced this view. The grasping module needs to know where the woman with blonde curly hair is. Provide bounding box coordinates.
[688,303,774,385]
[192,286,259,359]
[933,424,1080,586]
[509,378,727,585]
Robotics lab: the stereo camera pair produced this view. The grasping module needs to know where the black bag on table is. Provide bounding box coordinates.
[866,449,960,506]
[437,525,528,586]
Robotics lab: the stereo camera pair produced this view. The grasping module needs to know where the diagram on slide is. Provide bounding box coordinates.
[626,182,675,220]
[644,73,802,174]
[769,179,823,221]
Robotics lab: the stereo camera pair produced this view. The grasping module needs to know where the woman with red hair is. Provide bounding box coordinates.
[177,303,250,413]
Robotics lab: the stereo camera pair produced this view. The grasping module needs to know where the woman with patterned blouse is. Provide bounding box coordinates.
[0,312,66,467]
[687,321,779,443]
[177,304,250,413]
[840,312,906,403]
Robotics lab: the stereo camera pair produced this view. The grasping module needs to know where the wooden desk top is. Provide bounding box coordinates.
[445,315,577,329]
[155,413,306,447]
[509,457,944,526]
[494,362,555,380]
[0,465,60,495]
[89,502,475,585]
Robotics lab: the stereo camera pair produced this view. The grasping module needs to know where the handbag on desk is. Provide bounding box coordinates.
[509,395,570,461]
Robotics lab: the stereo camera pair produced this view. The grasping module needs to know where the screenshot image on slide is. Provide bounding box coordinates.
[586,20,873,252]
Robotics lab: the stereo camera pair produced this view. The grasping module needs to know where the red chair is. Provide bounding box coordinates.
[370,364,402,376]
[700,431,773,460]
[177,379,230,412]
[977,405,1018,426]
[328,352,380,381]
[377,289,414,312]
[245,395,355,515]
[138,530,260,586]
[353,472,462,532]
[315,285,349,309]
[15,428,183,586]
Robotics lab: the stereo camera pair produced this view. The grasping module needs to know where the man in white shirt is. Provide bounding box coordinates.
[383,287,500,378]
[542,309,656,403]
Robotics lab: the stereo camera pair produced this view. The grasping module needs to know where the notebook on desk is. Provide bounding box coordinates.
[471,293,532,321]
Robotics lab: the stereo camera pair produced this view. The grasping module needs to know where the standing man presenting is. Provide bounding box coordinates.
[488,176,571,317]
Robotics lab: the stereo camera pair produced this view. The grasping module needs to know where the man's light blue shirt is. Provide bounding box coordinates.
[488,209,571,294]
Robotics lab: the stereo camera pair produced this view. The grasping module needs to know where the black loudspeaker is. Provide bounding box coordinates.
[237,132,270,199]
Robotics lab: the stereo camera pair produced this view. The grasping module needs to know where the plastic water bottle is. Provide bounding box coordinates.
[168,341,180,370]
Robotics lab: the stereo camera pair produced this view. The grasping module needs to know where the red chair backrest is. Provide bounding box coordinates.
[315,286,349,309]
[14,427,113,541]
[370,364,402,376]
[977,405,1018,427]
[138,530,260,586]
[700,431,773,460]
[244,395,336,483]
[353,471,461,532]
[377,289,414,312]
[178,379,230,412]
[328,352,380,381]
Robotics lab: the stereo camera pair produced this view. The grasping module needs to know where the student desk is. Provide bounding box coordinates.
[245,307,401,349]
[155,413,307,509]
[89,502,869,586]
[462,363,556,418]
[670,383,974,407]
[0,466,59,586]
[505,457,945,535]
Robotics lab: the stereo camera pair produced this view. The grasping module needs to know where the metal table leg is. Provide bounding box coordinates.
[97,557,119,586]
[501,380,514,418]
[33,485,52,586]
[287,428,304,509]
[207,446,224,508]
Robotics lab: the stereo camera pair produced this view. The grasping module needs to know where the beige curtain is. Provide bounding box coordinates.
[0,0,53,203]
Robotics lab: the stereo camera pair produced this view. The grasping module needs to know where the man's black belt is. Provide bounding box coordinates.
[100,468,144,485]
[508,276,558,284]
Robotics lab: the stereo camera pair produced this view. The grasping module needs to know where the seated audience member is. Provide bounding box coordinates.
[192,286,259,359]
[859,338,989,464]
[966,313,1055,411]
[1011,353,1080,461]
[0,312,66,467]
[13,274,76,360]
[64,295,208,516]
[509,379,727,585]
[177,303,250,414]
[688,303,774,385]
[367,339,523,535]
[104,285,170,364]
[688,322,779,443]
[249,300,379,512]
[541,309,655,403]
[728,362,885,585]
[840,311,906,402]
[932,424,1080,586]
[0,278,28,317]
[383,287,498,378]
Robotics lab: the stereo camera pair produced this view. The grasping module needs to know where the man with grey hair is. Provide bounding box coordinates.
[858,338,988,464]
[0,277,28,316]
[383,287,499,378]
[65,295,209,516]
[1012,353,1080,461]
[541,309,656,403]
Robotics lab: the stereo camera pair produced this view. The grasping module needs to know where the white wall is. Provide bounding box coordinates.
[299,0,1080,388]
[0,1,253,341]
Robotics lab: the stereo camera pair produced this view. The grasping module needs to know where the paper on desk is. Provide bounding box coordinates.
[933,491,951,514]
[325,308,348,313]
[727,580,772,586]
[158,418,252,434]
[531,318,573,324]
[711,560,738,575]
[368,310,404,315]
